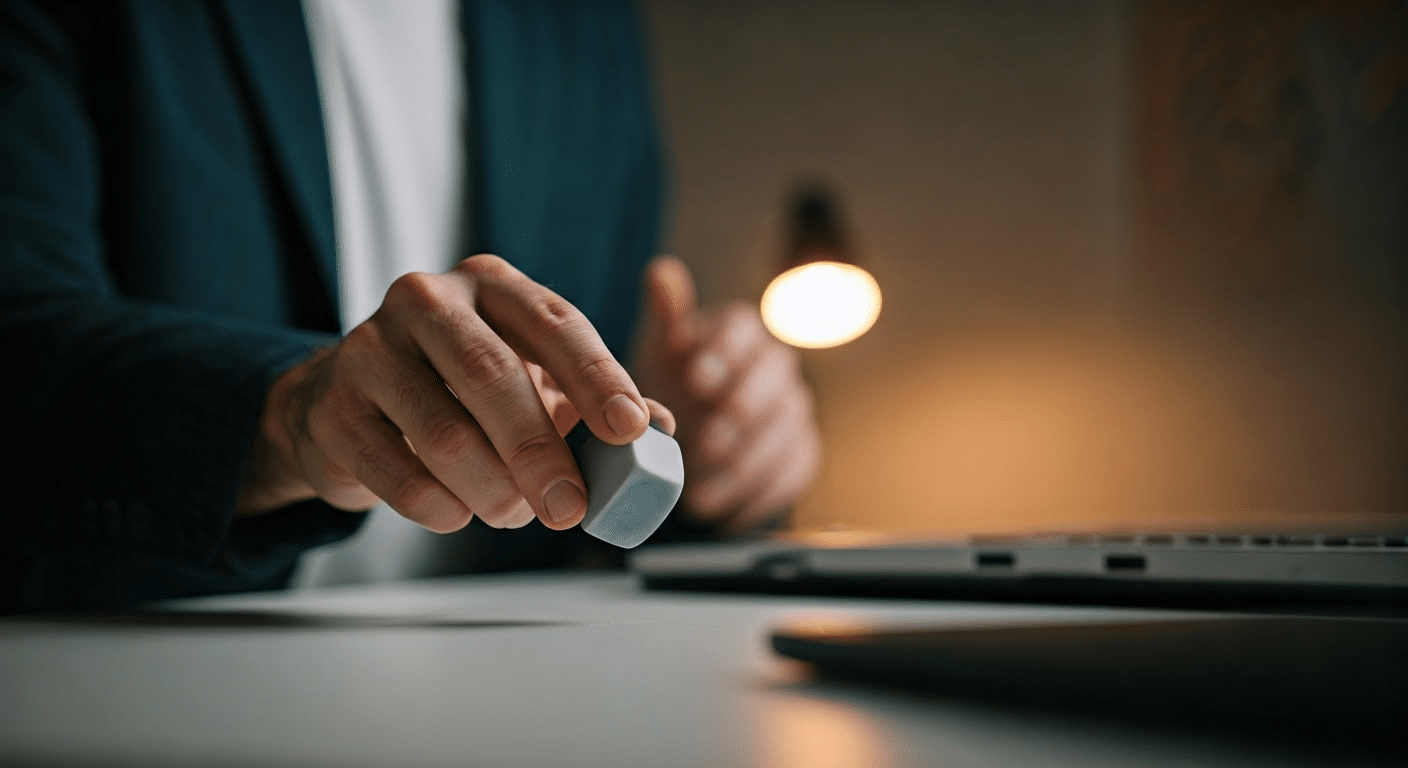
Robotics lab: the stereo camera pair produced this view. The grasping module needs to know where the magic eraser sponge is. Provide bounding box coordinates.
[568,423,685,548]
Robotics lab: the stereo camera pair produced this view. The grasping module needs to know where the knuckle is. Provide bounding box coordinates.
[424,415,478,464]
[424,303,472,333]
[455,342,521,394]
[391,381,425,415]
[526,293,584,337]
[459,253,513,280]
[574,354,622,392]
[386,271,441,311]
[505,432,558,470]
[351,439,385,479]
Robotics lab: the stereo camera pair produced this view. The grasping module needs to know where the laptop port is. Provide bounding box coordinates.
[975,551,1016,569]
[1105,554,1146,573]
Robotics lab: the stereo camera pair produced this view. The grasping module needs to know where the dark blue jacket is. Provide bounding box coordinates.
[0,0,665,612]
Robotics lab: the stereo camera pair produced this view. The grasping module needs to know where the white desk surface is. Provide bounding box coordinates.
[0,572,1389,768]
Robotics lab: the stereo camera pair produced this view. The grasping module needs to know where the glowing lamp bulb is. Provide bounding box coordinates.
[760,260,882,349]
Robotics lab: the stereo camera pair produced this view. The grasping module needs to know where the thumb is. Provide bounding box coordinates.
[644,255,698,352]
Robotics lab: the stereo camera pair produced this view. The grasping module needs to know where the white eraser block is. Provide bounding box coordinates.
[571,425,685,549]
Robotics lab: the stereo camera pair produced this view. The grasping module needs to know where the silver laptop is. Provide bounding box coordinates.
[631,523,1408,613]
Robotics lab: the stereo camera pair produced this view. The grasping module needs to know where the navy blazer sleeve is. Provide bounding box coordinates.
[0,0,673,610]
[0,0,363,613]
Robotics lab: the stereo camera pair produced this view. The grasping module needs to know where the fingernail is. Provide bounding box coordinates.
[693,354,727,393]
[544,479,586,524]
[605,394,646,438]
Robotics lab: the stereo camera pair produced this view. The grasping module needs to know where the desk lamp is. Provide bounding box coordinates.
[760,184,882,349]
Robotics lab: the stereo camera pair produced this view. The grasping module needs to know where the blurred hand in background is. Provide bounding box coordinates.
[634,256,822,533]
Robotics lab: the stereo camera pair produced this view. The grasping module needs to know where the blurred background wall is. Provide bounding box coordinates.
[643,0,1408,534]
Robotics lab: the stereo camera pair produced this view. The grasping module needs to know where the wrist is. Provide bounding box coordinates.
[235,354,324,515]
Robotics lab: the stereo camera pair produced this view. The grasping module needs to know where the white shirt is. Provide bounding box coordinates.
[295,0,467,586]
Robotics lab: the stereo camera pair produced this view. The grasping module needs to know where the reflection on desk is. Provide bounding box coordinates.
[0,573,1396,767]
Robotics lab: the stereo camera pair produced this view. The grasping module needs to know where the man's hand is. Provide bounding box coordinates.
[238,254,673,532]
[634,256,821,532]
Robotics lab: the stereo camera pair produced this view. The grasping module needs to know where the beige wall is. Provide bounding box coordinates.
[643,0,1408,534]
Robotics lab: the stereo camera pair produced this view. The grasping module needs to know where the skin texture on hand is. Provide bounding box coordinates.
[237,254,673,533]
[632,256,822,533]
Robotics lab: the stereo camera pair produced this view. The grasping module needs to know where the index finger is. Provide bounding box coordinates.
[458,255,650,446]
[687,302,773,399]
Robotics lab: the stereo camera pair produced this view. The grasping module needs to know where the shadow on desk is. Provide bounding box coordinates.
[770,615,1408,759]
[9,608,575,631]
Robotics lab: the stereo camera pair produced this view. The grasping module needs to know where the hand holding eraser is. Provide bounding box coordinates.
[568,422,685,548]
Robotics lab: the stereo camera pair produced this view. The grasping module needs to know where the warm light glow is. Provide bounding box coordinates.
[760,261,882,349]
[751,694,893,767]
